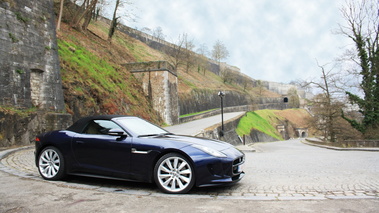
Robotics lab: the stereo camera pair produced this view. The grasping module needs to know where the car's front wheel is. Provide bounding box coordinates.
[154,153,195,194]
[38,146,66,180]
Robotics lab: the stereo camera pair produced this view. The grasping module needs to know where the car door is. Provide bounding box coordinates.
[129,137,163,181]
[71,119,132,178]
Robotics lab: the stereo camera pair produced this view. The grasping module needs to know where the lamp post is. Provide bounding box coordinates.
[218,91,225,137]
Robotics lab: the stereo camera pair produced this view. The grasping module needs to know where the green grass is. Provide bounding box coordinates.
[57,37,159,119]
[236,110,284,140]
[0,106,37,117]
[58,39,124,93]
[178,76,197,89]
[115,36,155,62]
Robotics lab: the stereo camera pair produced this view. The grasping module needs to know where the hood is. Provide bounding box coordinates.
[157,134,234,151]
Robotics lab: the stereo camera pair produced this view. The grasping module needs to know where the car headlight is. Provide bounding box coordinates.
[192,144,227,158]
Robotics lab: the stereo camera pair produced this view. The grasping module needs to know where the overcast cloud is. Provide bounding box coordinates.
[117,0,353,83]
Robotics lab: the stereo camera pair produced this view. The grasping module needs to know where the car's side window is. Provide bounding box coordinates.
[83,120,122,135]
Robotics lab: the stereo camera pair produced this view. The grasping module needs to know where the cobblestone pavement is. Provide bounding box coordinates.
[1,139,379,201]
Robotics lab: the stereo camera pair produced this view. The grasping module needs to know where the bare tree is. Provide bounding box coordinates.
[308,94,343,141]
[81,1,97,30]
[220,67,234,84]
[211,40,229,68]
[303,62,345,142]
[220,67,229,83]
[164,33,186,71]
[196,43,209,75]
[108,0,133,41]
[197,43,209,57]
[242,77,251,91]
[256,80,264,96]
[153,27,166,41]
[183,35,196,72]
[71,0,99,31]
[108,0,121,41]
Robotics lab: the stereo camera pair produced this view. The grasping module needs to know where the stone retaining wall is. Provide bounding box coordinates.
[179,89,289,116]
[334,140,379,148]
[0,0,65,111]
[0,111,72,147]
[306,138,379,148]
[0,0,71,148]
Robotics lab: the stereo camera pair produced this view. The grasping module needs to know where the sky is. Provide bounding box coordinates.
[111,0,353,83]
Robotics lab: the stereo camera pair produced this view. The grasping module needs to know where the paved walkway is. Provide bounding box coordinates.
[165,112,245,136]
[1,139,378,201]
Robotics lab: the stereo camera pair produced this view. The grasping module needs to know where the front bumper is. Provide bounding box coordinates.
[197,171,245,187]
[194,149,245,187]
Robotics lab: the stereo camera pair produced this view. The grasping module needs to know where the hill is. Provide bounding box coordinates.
[57,17,282,123]
[236,108,312,141]
[57,23,162,123]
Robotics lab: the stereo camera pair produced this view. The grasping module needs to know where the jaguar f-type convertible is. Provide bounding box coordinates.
[35,115,245,194]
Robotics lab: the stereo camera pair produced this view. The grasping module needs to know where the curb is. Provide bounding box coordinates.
[235,144,256,152]
[0,145,33,160]
[301,140,379,152]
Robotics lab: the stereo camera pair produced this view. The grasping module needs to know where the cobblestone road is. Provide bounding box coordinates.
[1,139,378,201]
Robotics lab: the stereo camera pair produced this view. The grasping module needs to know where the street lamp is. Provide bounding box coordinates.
[218,91,225,137]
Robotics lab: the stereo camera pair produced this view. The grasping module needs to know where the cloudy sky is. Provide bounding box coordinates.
[114,0,353,83]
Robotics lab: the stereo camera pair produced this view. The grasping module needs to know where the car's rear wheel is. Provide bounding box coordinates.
[154,153,195,194]
[38,146,66,180]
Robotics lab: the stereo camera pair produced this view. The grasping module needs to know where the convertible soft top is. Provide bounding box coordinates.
[66,115,130,133]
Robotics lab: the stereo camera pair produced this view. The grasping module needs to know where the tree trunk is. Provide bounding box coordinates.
[108,0,121,41]
[72,0,98,31]
[71,0,87,28]
[56,0,64,31]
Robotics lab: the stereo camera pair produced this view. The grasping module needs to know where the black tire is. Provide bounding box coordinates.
[38,146,66,180]
[154,153,195,194]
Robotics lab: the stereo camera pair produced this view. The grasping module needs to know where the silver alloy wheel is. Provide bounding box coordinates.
[39,148,61,179]
[156,155,193,193]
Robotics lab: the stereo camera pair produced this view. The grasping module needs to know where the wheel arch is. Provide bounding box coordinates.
[35,130,75,166]
[149,148,196,183]
[37,145,67,180]
[35,140,72,171]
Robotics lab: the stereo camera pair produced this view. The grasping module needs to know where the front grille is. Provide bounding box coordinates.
[232,155,245,174]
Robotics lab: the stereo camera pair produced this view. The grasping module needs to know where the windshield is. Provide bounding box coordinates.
[114,117,168,136]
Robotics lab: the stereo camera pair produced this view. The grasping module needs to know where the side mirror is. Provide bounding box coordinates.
[107,128,128,137]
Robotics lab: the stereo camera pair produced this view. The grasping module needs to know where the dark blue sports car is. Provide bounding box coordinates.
[35,115,245,194]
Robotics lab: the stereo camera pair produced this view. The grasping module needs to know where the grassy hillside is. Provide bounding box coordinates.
[56,17,281,124]
[236,109,311,140]
[57,23,163,123]
[236,110,284,140]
